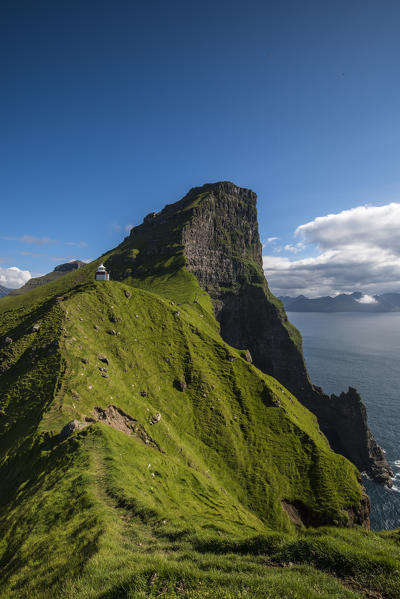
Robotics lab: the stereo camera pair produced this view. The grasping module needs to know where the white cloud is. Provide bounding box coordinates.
[356,294,378,304]
[295,203,400,253]
[65,241,88,247]
[266,237,278,243]
[125,223,134,232]
[2,235,55,245]
[50,256,76,262]
[284,242,304,254]
[263,203,400,297]
[0,266,31,289]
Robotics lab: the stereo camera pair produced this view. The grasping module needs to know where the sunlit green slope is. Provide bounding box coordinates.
[0,223,399,597]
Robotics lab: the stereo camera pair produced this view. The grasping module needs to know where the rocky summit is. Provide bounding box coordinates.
[0,182,399,599]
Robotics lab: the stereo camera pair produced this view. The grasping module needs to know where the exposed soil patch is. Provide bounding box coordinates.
[281,500,307,527]
[93,405,162,450]
[58,405,163,451]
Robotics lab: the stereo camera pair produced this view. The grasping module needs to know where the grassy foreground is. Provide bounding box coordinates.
[0,227,399,597]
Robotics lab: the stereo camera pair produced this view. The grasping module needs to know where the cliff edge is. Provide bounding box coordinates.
[122,181,392,486]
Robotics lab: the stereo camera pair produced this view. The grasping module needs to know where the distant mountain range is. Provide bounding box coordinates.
[280,292,400,312]
[0,285,11,297]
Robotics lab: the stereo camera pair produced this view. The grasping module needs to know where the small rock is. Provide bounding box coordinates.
[79,317,83,321]
[135,314,139,318]
[88,384,93,390]
[101,372,109,378]
[228,355,237,362]
[140,391,148,397]
[93,325,99,331]
[98,354,109,364]
[164,357,170,364]
[32,324,40,333]
[124,290,132,298]
[174,379,187,392]
[244,350,253,363]
[4,337,13,345]
[81,357,89,364]
[59,419,91,440]
[107,329,117,335]
[149,572,159,585]
[99,367,108,373]
[175,580,185,593]
[150,412,161,425]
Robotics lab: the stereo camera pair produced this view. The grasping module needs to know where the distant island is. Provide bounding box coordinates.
[280,292,400,312]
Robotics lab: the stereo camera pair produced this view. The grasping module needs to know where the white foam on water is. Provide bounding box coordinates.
[394,459,400,467]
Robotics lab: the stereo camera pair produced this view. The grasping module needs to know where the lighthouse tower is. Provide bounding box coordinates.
[95,264,110,281]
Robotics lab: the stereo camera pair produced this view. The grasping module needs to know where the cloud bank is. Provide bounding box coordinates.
[0,266,31,289]
[263,203,400,297]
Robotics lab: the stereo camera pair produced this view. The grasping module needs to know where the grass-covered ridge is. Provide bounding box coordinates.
[0,199,399,596]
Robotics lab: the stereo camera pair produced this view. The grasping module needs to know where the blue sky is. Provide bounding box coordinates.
[2,0,400,295]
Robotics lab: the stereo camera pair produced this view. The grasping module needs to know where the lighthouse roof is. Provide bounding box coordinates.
[97,264,106,272]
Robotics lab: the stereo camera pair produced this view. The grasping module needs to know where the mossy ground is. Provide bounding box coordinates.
[0,216,399,597]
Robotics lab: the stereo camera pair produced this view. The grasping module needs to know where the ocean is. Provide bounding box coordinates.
[288,311,400,531]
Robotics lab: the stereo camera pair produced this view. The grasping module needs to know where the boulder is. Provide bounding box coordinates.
[150,412,161,425]
[59,419,91,440]
[174,379,187,392]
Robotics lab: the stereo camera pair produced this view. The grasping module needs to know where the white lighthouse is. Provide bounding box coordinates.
[95,264,110,281]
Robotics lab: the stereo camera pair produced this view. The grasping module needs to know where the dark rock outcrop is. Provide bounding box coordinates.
[54,260,85,273]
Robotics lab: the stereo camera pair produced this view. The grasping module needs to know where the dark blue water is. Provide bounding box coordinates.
[288,312,400,531]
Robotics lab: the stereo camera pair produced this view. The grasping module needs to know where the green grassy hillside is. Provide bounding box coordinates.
[0,231,399,597]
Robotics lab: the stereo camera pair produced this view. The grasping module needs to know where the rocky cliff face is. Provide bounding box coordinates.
[180,182,393,486]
